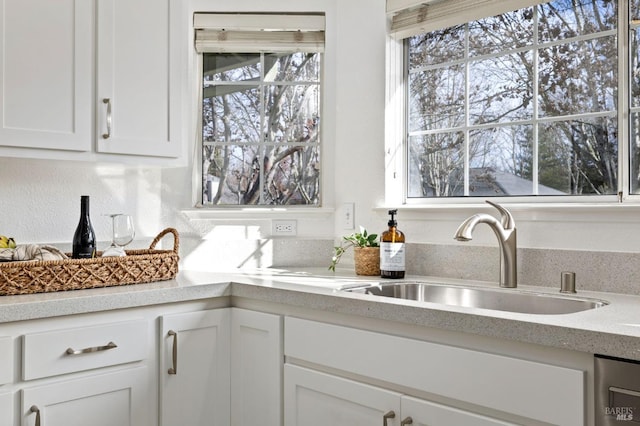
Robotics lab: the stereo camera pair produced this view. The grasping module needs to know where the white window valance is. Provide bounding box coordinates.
[388,0,551,39]
[194,13,325,53]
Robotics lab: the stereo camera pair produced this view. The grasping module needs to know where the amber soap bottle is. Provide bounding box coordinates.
[380,209,405,279]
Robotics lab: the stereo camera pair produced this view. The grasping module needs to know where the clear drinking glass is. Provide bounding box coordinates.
[102,214,135,257]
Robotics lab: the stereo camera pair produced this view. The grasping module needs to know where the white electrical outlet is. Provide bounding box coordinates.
[343,202,355,229]
[272,220,297,236]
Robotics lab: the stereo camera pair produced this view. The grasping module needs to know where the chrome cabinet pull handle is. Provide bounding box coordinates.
[102,98,112,139]
[609,386,640,398]
[168,330,178,375]
[30,405,41,426]
[65,341,117,355]
[401,417,413,425]
[383,410,395,426]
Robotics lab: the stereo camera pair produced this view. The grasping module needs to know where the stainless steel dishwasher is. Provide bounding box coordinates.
[596,355,640,425]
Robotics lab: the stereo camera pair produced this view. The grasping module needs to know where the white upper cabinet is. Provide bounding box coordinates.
[0,0,183,159]
[0,0,92,151]
[96,0,183,158]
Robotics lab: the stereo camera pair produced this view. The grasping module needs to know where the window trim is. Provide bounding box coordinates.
[385,0,640,208]
[388,0,553,39]
[193,13,326,53]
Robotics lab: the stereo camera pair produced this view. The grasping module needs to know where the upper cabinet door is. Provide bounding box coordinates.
[96,0,182,158]
[0,0,92,151]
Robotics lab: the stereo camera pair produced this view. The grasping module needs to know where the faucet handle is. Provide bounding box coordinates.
[485,200,515,230]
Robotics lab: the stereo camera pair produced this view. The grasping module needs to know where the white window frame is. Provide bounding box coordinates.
[190,12,330,212]
[385,0,640,211]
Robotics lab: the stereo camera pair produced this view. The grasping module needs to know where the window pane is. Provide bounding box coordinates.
[469,52,533,124]
[632,28,640,107]
[409,65,465,132]
[469,126,534,196]
[630,112,640,193]
[203,144,261,205]
[469,9,534,56]
[204,53,261,82]
[263,145,321,205]
[408,26,465,68]
[203,85,261,143]
[264,53,321,82]
[539,118,617,194]
[266,85,320,143]
[538,0,616,43]
[539,36,617,117]
[407,133,465,197]
[632,0,640,20]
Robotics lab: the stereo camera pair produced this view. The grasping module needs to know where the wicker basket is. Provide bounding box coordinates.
[353,247,381,276]
[0,228,179,296]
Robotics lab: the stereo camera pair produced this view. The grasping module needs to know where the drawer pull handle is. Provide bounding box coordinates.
[401,417,413,425]
[65,341,117,355]
[168,330,178,375]
[30,405,41,426]
[102,98,112,139]
[383,410,395,426]
[609,386,640,398]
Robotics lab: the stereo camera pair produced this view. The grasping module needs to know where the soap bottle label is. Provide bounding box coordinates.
[380,242,405,271]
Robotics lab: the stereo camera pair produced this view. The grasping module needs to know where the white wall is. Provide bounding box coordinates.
[0,157,162,249]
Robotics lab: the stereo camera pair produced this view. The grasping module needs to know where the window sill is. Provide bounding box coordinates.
[375,201,640,223]
[182,207,334,220]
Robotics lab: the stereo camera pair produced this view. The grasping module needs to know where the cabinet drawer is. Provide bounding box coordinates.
[22,319,148,380]
[285,317,584,426]
[0,336,12,385]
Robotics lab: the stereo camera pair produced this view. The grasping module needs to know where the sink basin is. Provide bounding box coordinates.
[341,281,608,315]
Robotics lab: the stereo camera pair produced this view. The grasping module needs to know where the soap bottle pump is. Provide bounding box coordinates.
[380,209,405,279]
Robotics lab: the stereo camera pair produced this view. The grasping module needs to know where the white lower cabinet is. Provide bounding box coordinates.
[401,395,517,426]
[284,365,516,426]
[285,364,401,426]
[0,392,12,426]
[21,367,149,426]
[0,336,13,386]
[285,317,587,426]
[17,318,152,426]
[231,309,282,426]
[159,309,231,426]
[0,304,284,426]
[158,307,283,426]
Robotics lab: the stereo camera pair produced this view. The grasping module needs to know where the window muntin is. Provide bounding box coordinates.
[202,52,321,205]
[406,0,619,198]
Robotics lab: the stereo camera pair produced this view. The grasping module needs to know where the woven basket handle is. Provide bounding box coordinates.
[149,228,179,253]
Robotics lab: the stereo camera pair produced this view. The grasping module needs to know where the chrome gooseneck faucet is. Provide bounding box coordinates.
[454,200,517,288]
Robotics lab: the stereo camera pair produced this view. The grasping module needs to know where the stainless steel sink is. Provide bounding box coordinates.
[341,281,608,314]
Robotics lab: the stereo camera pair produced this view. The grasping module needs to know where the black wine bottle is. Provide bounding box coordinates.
[72,195,97,259]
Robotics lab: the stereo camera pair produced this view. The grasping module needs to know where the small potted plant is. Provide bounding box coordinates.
[329,227,380,276]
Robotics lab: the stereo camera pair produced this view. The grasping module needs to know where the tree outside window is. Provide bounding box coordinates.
[407,0,619,198]
[202,52,321,205]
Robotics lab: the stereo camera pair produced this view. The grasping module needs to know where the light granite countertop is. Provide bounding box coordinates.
[1,267,639,361]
